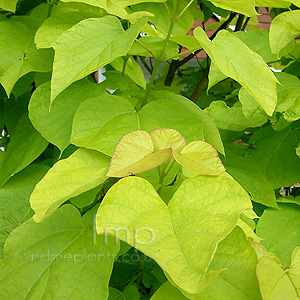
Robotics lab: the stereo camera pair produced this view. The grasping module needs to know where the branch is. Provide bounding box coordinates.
[234,14,245,32]
[190,68,209,103]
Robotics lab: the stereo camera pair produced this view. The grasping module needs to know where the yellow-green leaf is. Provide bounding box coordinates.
[173,141,225,176]
[107,130,172,177]
[0,0,18,12]
[149,128,186,152]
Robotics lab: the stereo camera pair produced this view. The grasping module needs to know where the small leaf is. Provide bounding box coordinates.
[149,128,186,152]
[0,0,18,12]
[30,148,110,222]
[173,141,225,176]
[107,130,172,178]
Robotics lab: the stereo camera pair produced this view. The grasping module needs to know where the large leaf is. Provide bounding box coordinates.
[0,114,48,188]
[255,0,297,8]
[71,94,138,156]
[51,16,147,102]
[194,28,278,116]
[96,175,252,294]
[0,0,18,12]
[224,149,277,207]
[0,205,119,299]
[207,0,257,17]
[205,101,267,131]
[30,148,110,222]
[150,282,188,300]
[107,130,172,177]
[249,125,300,188]
[269,10,300,58]
[29,79,104,152]
[193,227,261,300]
[173,141,225,176]
[0,164,49,258]
[0,18,53,96]
[256,204,300,266]
[256,249,300,300]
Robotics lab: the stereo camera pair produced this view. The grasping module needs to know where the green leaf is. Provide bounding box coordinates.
[71,94,138,156]
[51,16,147,102]
[234,29,277,63]
[194,227,261,300]
[194,28,278,116]
[256,204,300,266]
[205,101,267,131]
[207,0,257,17]
[30,148,110,222]
[256,252,300,300]
[224,149,277,207]
[35,11,104,49]
[270,10,300,58]
[255,0,292,8]
[0,19,53,96]
[150,282,188,299]
[0,204,119,299]
[173,141,225,176]
[106,130,172,177]
[0,0,18,12]
[108,287,125,300]
[0,114,48,188]
[29,80,104,152]
[69,184,102,208]
[0,164,49,258]
[110,56,146,89]
[249,125,300,188]
[96,174,252,294]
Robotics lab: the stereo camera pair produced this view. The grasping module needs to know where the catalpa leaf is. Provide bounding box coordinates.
[255,0,295,8]
[173,141,225,176]
[149,128,186,152]
[270,10,300,58]
[0,164,49,258]
[51,16,147,102]
[150,282,188,300]
[29,80,105,152]
[207,0,257,17]
[0,0,18,12]
[0,205,119,299]
[96,174,252,294]
[30,148,110,222]
[256,248,300,300]
[194,28,278,116]
[107,130,172,178]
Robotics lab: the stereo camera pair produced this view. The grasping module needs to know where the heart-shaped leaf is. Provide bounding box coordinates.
[173,141,225,176]
[107,130,172,177]
[96,174,252,294]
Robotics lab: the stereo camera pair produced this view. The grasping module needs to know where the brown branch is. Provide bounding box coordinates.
[190,68,209,103]
[234,14,245,32]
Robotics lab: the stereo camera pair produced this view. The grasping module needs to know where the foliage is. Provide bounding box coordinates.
[0,0,299,299]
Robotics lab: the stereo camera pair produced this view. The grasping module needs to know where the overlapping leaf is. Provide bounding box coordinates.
[0,0,18,12]
[30,148,110,222]
[96,174,252,294]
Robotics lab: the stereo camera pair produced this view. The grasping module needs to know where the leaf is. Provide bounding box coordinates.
[0,205,119,299]
[69,184,102,208]
[234,29,277,63]
[207,0,257,17]
[96,174,252,294]
[205,101,267,131]
[0,164,49,258]
[149,128,186,152]
[0,114,48,188]
[255,0,292,8]
[224,149,277,207]
[35,11,104,49]
[29,79,104,152]
[249,125,300,188]
[30,148,110,222]
[150,282,188,300]
[270,10,300,58]
[51,16,147,102]
[173,141,225,176]
[193,227,261,300]
[108,287,125,300]
[107,130,172,177]
[0,0,17,12]
[256,253,300,300]
[71,94,138,156]
[110,56,146,89]
[0,19,53,96]
[256,204,300,266]
[194,27,278,116]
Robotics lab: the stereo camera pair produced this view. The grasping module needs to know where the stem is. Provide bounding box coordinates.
[176,0,194,21]
[135,39,156,58]
[241,16,251,31]
[163,45,202,61]
[121,56,129,77]
[190,67,209,103]
[139,56,152,74]
[47,0,55,17]
[234,14,245,32]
